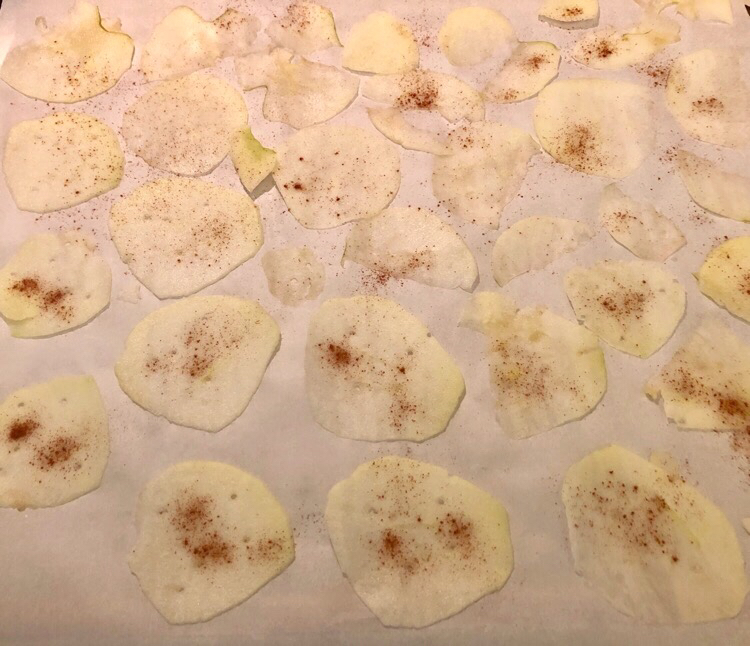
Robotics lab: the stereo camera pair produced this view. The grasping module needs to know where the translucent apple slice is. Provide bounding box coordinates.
[363,69,484,122]
[4,112,124,214]
[563,445,748,623]
[0,1,133,102]
[342,11,418,74]
[460,292,606,438]
[326,456,513,628]
[565,260,686,357]
[538,0,600,29]
[534,78,654,178]
[572,14,680,69]
[305,295,465,442]
[140,7,259,81]
[0,376,108,510]
[273,124,400,229]
[438,7,515,67]
[122,73,247,176]
[115,296,280,432]
[696,237,750,323]
[484,41,560,104]
[646,319,750,430]
[599,185,685,262]
[0,232,111,338]
[675,150,750,223]
[367,108,450,155]
[266,2,340,55]
[634,0,733,24]
[230,128,277,195]
[342,207,478,291]
[129,461,294,624]
[235,48,358,129]
[109,178,263,299]
[262,247,325,306]
[666,49,750,148]
[491,216,593,286]
[432,122,540,228]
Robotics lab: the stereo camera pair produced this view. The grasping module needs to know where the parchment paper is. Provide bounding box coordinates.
[0,1,749,644]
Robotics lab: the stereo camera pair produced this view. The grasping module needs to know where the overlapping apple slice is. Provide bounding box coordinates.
[484,42,560,104]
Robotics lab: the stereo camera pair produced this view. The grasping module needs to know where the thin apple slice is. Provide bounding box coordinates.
[438,7,515,67]
[262,247,325,306]
[266,2,340,55]
[538,0,600,29]
[367,108,450,155]
[343,12,418,74]
[230,128,277,195]
[484,41,560,104]
[696,237,750,323]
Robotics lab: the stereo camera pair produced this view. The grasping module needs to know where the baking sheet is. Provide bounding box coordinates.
[0,0,749,644]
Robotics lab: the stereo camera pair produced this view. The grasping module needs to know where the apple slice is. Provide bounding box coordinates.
[367,108,450,155]
[140,7,259,81]
[646,319,750,430]
[634,0,733,24]
[599,185,685,261]
[230,128,277,195]
[565,260,686,357]
[266,2,340,55]
[696,237,750,323]
[491,216,593,286]
[438,7,515,67]
[262,247,325,306]
[484,41,560,104]
[666,49,750,148]
[0,376,108,510]
[326,456,513,627]
[432,122,540,228]
[563,444,748,623]
[343,207,478,291]
[0,1,133,102]
[343,12,418,74]
[235,48,358,129]
[675,150,750,223]
[461,292,606,438]
[534,78,654,178]
[538,0,600,29]
[305,295,465,442]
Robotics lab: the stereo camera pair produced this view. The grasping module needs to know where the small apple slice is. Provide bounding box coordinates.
[675,150,750,223]
[491,216,592,286]
[266,2,340,55]
[599,184,685,261]
[634,0,733,24]
[230,128,277,195]
[484,41,560,104]
[696,237,750,323]
[343,12,418,74]
[538,0,600,29]
[343,206,478,291]
[262,247,325,306]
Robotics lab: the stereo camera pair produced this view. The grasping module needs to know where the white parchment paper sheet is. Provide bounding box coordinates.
[0,0,749,644]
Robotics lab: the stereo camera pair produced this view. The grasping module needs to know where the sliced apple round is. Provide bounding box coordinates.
[0,376,108,510]
[343,207,478,291]
[305,295,465,442]
[599,184,685,262]
[491,216,593,286]
[534,78,654,178]
[262,247,325,306]
[115,296,280,432]
[675,150,750,223]
[484,41,560,104]
[646,319,750,430]
[273,124,400,229]
[538,0,600,29]
[563,444,748,623]
[235,48,358,129]
[0,1,133,102]
[438,7,515,67]
[129,461,294,625]
[363,69,484,122]
[461,292,606,438]
[266,2,340,55]
[666,49,750,148]
[326,456,513,627]
[696,237,750,323]
[0,232,111,339]
[342,11,418,74]
[122,73,247,176]
[367,108,450,155]
[140,7,259,81]
[565,260,686,357]
[432,122,540,228]
[109,178,263,299]
[4,112,124,213]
